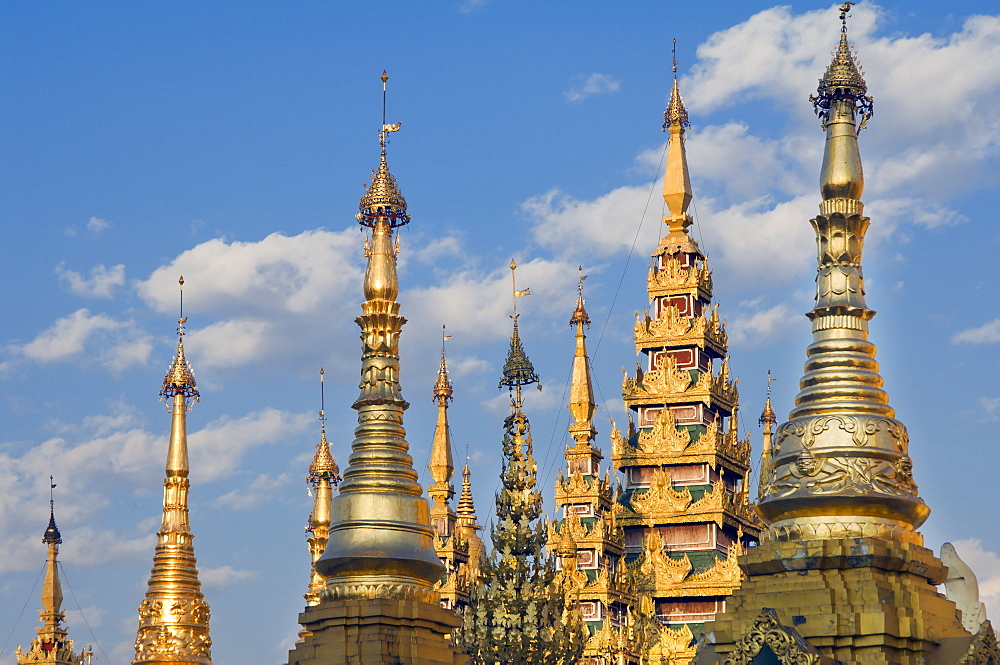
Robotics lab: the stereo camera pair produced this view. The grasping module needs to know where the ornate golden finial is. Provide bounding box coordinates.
[660,42,696,247]
[759,371,776,426]
[134,283,212,665]
[500,260,541,412]
[359,71,408,229]
[457,460,477,520]
[663,39,690,131]
[567,273,597,448]
[429,328,456,501]
[569,267,590,327]
[304,369,338,607]
[308,368,340,484]
[160,277,199,404]
[810,1,873,133]
[432,326,454,404]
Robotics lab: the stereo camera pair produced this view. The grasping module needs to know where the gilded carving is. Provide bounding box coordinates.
[720,608,823,665]
[647,257,712,295]
[769,452,918,498]
[688,540,743,587]
[630,531,693,592]
[638,407,692,454]
[957,621,1000,665]
[629,469,693,521]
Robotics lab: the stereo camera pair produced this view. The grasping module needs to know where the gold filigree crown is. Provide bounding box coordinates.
[357,152,410,228]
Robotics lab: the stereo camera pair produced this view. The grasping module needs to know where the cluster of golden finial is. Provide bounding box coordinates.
[308,368,341,484]
[663,39,690,130]
[499,260,541,408]
[357,71,410,228]
[433,326,454,404]
[810,2,873,131]
[160,277,199,402]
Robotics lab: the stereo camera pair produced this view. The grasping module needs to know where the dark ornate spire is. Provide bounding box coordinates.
[499,260,541,412]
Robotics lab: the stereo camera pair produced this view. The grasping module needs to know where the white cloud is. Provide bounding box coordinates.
[199,565,257,588]
[187,319,271,371]
[189,408,312,483]
[0,405,309,574]
[523,186,660,259]
[457,0,487,14]
[525,6,1000,292]
[950,539,1000,626]
[55,263,126,298]
[137,229,362,317]
[405,257,580,344]
[953,318,1000,345]
[214,473,292,510]
[482,383,562,417]
[64,606,106,630]
[14,309,152,371]
[134,229,368,375]
[728,302,802,348]
[87,216,111,233]
[979,397,1000,422]
[686,5,1000,199]
[565,73,622,103]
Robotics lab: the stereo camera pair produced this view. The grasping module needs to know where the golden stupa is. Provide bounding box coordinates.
[133,279,213,665]
[701,6,1000,665]
[288,71,463,665]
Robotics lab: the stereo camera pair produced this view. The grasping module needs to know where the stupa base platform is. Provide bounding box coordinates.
[700,537,978,665]
[289,597,464,665]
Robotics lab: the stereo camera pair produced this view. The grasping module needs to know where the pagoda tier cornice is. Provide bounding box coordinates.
[646,257,713,302]
[623,356,737,414]
[617,475,754,527]
[558,564,637,603]
[553,469,615,509]
[629,532,745,598]
[611,412,752,473]
[550,515,626,554]
[634,305,727,357]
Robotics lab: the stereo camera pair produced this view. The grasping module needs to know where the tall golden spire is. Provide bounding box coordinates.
[428,326,455,502]
[312,71,444,603]
[567,268,597,448]
[756,2,927,542]
[660,39,698,253]
[303,369,339,607]
[757,372,777,501]
[134,277,212,665]
[16,480,90,665]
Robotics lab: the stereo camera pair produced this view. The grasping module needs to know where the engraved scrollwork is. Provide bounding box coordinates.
[776,415,908,451]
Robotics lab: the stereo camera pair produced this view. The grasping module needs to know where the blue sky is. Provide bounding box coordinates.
[1,2,999,664]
